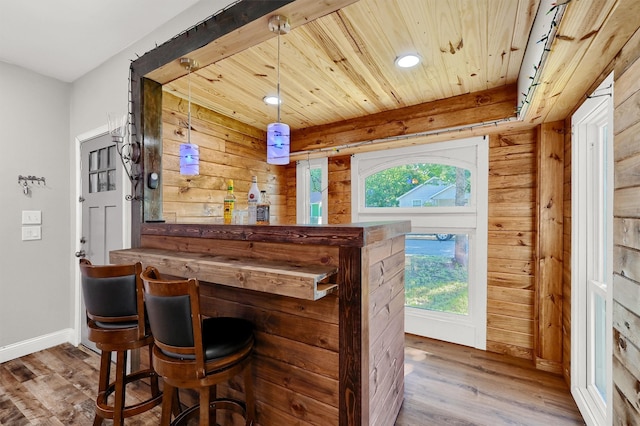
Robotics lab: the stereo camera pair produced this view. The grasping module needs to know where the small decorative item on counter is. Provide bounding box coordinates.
[247,175,260,225]
[223,179,236,224]
[256,190,270,225]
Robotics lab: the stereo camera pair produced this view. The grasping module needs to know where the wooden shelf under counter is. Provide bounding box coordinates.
[110,247,338,300]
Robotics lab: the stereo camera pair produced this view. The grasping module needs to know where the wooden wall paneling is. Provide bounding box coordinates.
[534,121,565,374]
[161,93,287,224]
[199,282,340,424]
[487,128,537,359]
[328,155,352,224]
[364,236,405,426]
[613,52,640,424]
[284,163,297,224]
[562,116,572,383]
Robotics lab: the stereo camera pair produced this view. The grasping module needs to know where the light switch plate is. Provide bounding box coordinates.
[22,210,42,225]
[22,226,42,241]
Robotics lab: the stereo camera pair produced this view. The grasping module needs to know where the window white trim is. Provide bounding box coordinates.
[351,136,488,349]
[296,157,328,224]
[571,72,613,426]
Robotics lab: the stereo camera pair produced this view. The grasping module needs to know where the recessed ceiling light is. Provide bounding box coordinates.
[395,54,421,68]
[263,95,281,105]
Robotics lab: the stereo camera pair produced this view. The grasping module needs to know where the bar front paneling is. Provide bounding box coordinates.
[111,221,409,425]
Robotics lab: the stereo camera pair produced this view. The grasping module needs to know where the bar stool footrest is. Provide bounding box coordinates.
[171,398,248,426]
[95,369,163,419]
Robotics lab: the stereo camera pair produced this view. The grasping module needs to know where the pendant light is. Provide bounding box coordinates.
[266,15,291,165]
[179,57,200,175]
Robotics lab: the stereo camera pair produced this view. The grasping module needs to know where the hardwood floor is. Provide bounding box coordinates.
[0,335,584,425]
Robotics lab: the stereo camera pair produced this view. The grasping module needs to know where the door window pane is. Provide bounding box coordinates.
[89,151,98,171]
[365,164,470,207]
[405,233,469,315]
[87,145,117,193]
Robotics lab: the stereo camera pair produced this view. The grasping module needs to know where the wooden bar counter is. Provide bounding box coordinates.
[110,221,410,426]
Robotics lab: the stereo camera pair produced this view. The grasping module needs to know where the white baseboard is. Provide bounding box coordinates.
[0,329,75,363]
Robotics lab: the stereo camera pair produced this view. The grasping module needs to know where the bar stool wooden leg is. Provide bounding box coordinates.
[200,386,210,426]
[113,350,127,426]
[244,364,255,425]
[94,350,112,426]
[161,382,175,426]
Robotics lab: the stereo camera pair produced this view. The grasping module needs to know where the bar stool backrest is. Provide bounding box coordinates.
[79,259,146,336]
[141,266,205,370]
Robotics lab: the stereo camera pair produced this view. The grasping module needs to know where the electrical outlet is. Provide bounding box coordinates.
[22,226,42,241]
[22,210,42,225]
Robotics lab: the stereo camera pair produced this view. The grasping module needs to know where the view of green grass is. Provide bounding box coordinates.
[405,255,469,314]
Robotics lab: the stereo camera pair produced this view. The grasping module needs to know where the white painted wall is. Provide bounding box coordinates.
[0,62,72,355]
[0,0,235,361]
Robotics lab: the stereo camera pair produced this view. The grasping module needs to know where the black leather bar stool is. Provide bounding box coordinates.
[140,266,256,426]
[79,259,163,425]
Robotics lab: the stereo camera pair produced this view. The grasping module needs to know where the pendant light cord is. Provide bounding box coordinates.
[187,64,192,143]
[276,26,281,123]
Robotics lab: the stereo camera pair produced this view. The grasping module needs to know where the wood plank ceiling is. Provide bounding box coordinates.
[157,0,633,138]
[161,0,537,131]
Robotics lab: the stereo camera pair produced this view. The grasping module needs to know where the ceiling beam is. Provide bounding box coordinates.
[137,0,359,85]
[291,84,518,154]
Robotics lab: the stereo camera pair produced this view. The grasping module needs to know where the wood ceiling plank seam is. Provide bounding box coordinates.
[401,0,456,100]
[340,0,423,108]
[506,0,542,83]
[546,0,639,121]
[524,0,618,123]
[282,24,377,124]
[433,0,474,97]
[487,0,521,88]
[458,0,490,93]
[392,0,451,102]
[333,7,406,108]
[304,17,390,112]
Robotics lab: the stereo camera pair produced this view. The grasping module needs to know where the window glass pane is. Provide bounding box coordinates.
[108,170,116,191]
[309,167,322,224]
[98,148,108,169]
[365,164,471,207]
[405,233,469,315]
[89,173,98,193]
[108,145,116,168]
[98,171,108,192]
[89,150,98,172]
[594,293,606,401]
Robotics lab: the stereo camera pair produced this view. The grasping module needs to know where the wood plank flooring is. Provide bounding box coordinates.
[0,335,584,425]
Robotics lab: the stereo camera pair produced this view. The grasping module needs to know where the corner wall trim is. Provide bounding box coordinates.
[0,329,75,363]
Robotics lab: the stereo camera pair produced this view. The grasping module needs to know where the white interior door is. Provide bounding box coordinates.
[78,132,124,349]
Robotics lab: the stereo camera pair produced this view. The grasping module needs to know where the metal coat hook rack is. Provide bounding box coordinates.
[18,175,46,196]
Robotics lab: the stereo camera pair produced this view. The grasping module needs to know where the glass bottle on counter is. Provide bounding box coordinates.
[256,190,270,225]
[223,179,236,224]
[247,175,260,225]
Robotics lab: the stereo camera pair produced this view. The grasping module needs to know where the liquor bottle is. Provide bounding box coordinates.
[247,175,260,225]
[256,190,270,225]
[223,179,236,225]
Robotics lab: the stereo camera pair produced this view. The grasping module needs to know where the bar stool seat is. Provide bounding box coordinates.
[141,266,256,426]
[80,259,163,426]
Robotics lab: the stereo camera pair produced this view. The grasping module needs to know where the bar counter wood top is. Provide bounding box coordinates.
[111,221,410,426]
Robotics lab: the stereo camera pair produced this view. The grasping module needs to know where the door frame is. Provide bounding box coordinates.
[570,73,614,426]
[73,125,131,346]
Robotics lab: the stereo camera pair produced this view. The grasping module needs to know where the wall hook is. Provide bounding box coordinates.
[18,175,46,197]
